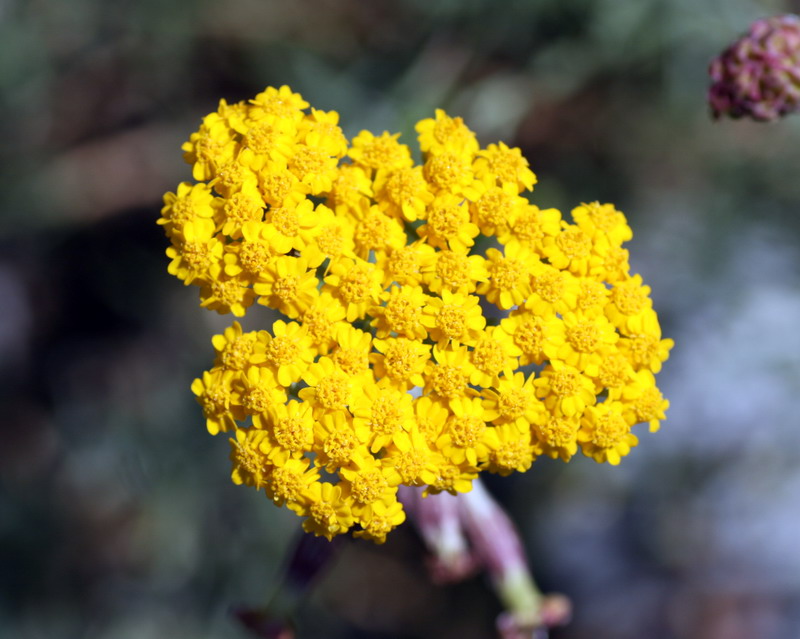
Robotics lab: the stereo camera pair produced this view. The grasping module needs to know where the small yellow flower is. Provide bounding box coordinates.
[435,396,489,467]
[572,201,632,247]
[482,423,537,476]
[192,369,238,435]
[423,151,484,200]
[299,293,347,356]
[323,257,385,322]
[158,182,217,239]
[198,263,257,317]
[263,320,315,386]
[351,382,415,453]
[229,428,273,488]
[353,500,406,544]
[423,343,476,404]
[417,192,479,252]
[474,142,537,193]
[578,402,638,466]
[482,371,543,431]
[299,356,356,416]
[469,326,522,387]
[348,130,413,175]
[253,255,320,319]
[421,289,486,346]
[534,363,596,418]
[497,204,562,254]
[370,285,429,340]
[416,109,479,157]
[375,240,436,289]
[370,337,430,390]
[330,324,374,378]
[373,166,434,222]
[534,414,580,462]
[477,246,536,310]
[302,482,354,540]
[422,249,488,295]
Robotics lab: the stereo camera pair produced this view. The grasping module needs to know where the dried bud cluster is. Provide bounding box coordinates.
[709,14,800,121]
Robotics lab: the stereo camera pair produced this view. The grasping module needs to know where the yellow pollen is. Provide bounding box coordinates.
[221,337,254,370]
[223,193,263,228]
[395,450,426,483]
[351,471,388,505]
[533,270,564,303]
[475,190,511,228]
[289,147,329,179]
[169,199,194,226]
[211,279,243,307]
[385,246,418,281]
[513,210,545,244]
[271,467,304,503]
[436,305,467,340]
[447,415,485,447]
[489,151,525,185]
[428,202,466,238]
[592,411,628,448]
[384,297,421,334]
[317,226,345,258]
[239,242,273,275]
[429,365,466,398]
[556,228,591,259]
[355,212,391,252]
[273,416,310,450]
[332,348,368,376]
[491,441,529,470]
[577,280,608,311]
[539,416,577,448]
[181,241,212,271]
[259,171,294,206]
[383,168,423,206]
[471,340,505,374]
[316,374,350,410]
[201,386,229,416]
[266,336,299,365]
[368,396,403,435]
[325,429,357,466]
[267,206,300,237]
[243,386,274,414]
[302,308,335,345]
[436,251,470,289]
[274,274,299,303]
[498,389,529,420]
[339,266,371,303]
[549,370,580,397]
[309,501,337,529]
[566,321,600,352]
[424,152,468,191]
[244,123,283,154]
[627,334,658,368]
[613,284,648,315]
[598,353,630,388]
[383,341,418,380]
[432,465,460,491]
[214,161,246,193]
[235,443,269,479]
[513,318,545,358]
[634,388,663,422]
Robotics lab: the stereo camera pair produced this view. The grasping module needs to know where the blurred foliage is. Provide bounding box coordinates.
[4,0,800,637]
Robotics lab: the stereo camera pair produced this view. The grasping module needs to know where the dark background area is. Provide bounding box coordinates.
[3,1,800,637]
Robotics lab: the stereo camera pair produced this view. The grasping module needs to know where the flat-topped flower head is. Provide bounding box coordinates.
[163,85,672,542]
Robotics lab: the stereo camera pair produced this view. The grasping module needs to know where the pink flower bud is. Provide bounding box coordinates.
[709,15,800,121]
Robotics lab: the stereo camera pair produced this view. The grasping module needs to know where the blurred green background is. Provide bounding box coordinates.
[4,0,800,637]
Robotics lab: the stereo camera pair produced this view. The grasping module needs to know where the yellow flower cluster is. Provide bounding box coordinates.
[160,86,672,543]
